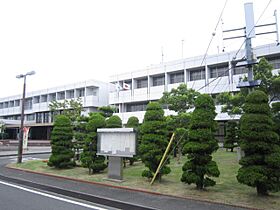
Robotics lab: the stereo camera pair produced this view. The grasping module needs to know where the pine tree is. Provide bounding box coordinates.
[181,94,220,189]
[48,115,75,169]
[224,121,239,152]
[80,113,107,174]
[139,102,170,181]
[237,90,280,196]
[126,116,139,165]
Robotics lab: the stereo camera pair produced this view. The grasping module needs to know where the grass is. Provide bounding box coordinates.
[8,149,280,210]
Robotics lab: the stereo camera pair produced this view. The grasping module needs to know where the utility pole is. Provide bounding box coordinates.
[16,71,36,164]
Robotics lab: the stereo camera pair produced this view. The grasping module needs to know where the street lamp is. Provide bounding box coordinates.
[16,71,35,163]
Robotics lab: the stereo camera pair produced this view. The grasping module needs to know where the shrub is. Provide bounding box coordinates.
[106,115,122,128]
[181,94,220,189]
[139,102,170,181]
[48,115,75,169]
[80,113,107,174]
[237,90,280,196]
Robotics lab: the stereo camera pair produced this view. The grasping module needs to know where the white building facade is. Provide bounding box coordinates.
[109,44,280,125]
[0,80,113,140]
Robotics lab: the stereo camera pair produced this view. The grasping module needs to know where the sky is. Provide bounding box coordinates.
[0,0,279,98]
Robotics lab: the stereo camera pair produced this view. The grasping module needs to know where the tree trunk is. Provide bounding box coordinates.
[231,148,233,152]
[257,184,269,196]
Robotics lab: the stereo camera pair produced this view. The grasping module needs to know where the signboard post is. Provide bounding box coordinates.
[97,128,136,182]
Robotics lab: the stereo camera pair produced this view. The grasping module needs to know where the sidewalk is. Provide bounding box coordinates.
[0,146,51,157]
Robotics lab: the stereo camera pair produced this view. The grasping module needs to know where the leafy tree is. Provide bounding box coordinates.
[166,113,190,162]
[106,115,122,128]
[49,98,84,123]
[218,58,280,114]
[126,116,140,166]
[48,115,75,169]
[98,106,117,118]
[80,113,107,174]
[253,57,280,102]
[181,94,220,189]
[139,102,170,181]
[224,121,239,152]
[237,90,280,196]
[160,83,200,113]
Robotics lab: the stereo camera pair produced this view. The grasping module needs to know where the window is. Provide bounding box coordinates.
[24,98,33,110]
[126,102,147,112]
[136,78,148,89]
[0,103,3,109]
[36,113,43,123]
[41,95,48,103]
[209,65,229,78]
[86,87,98,96]
[4,102,8,108]
[49,93,56,102]
[57,92,65,100]
[33,96,40,104]
[76,88,85,97]
[152,75,165,86]
[9,101,14,107]
[170,72,184,84]
[234,67,247,75]
[14,100,20,107]
[43,112,49,123]
[267,57,280,69]
[66,90,74,99]
[190,69,206,81]
[26,114,35,121]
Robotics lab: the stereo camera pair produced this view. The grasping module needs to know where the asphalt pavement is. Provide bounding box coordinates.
[0,150,248,210]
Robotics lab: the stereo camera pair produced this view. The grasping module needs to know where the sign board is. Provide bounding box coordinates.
[97,128,136,157]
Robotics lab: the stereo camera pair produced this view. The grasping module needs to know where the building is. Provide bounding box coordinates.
[109,43,280,141]
[0,80,113,140]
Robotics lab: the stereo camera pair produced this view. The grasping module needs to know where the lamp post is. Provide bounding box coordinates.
[16,71,35,163]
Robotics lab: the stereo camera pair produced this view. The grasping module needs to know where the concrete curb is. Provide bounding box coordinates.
[6,165,257,210]
[0,151,51,157]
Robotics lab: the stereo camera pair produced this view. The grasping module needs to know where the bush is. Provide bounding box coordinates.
[48,115,75,169]
[181,94,220,189]
[237,90,280,196]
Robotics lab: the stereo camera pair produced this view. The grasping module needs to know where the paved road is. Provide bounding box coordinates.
[0,180,113,210]
[0,154,247,210]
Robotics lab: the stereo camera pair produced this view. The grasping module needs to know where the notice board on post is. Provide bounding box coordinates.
[97,128,136,157]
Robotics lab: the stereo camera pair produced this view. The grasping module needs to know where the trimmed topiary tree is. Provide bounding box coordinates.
[237,90,280,196]
[48,115,75,169]
[106,115,122,128]
[181,94,220,189]
[139,102,170,181]
[80,113,107,174]
[126,116,140,166]
[224,121,239,152]
[81,113,107,174]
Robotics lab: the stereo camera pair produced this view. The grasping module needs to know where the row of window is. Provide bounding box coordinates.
[0,87,98,110]
[117,56,280,89]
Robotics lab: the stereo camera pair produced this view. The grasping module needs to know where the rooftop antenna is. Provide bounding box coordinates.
[161,46,164,63]
[181,39,184,59]
[223,2,279,89]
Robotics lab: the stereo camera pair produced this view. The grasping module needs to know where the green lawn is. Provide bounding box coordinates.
[9,149,280,210]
